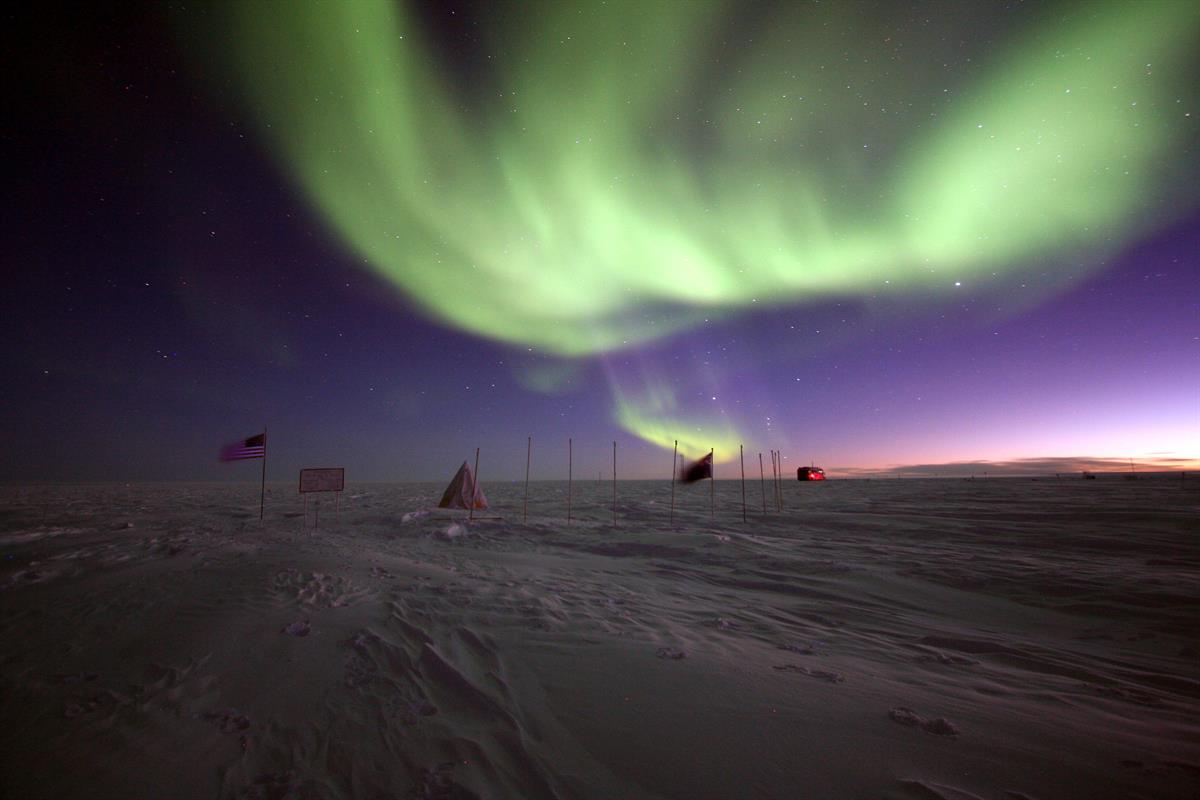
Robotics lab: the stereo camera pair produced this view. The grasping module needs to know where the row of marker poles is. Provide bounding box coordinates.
[494,438,796,526]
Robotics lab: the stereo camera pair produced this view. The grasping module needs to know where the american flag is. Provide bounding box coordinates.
[219,433,266,461]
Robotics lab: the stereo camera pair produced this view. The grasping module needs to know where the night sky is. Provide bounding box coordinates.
[4,0,1197,483]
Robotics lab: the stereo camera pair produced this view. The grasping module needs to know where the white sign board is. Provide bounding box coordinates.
[299,468,345,493]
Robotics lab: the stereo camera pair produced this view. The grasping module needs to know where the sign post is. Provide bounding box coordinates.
[299,468,345,528]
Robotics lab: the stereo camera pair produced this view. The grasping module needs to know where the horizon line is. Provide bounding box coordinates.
[3,455,1196,485]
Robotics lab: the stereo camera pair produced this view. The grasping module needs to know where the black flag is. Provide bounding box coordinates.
[680,452,713,484]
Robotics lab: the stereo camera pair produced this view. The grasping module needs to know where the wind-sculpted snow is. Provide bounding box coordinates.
[0,477,1196,798]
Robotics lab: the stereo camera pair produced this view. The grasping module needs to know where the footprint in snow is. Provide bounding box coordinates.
[889,706,959,736]
[773,664,844,683]
[281,620,310,637]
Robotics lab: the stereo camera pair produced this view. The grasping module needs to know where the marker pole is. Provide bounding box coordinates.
[259,427,267,520]
[523,436,531,523]
[670,439,677,527]
[710,448,715,519]
[470,447,480,521]
[759,452,767,513]
[740,445,746,523]
[612,441,617,525]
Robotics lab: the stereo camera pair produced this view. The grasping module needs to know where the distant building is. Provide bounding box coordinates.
[797,466,826,481]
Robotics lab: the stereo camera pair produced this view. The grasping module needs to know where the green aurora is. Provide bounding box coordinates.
[213,0,1198,455]
[613,386,742,461]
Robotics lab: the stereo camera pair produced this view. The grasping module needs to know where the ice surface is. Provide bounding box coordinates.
[0,477,1197,798]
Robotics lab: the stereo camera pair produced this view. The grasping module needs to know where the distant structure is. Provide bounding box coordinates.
[797,465,826,481]
[1082,471,1097,480]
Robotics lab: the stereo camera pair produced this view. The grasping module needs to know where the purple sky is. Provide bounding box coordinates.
[3,2,1196,482]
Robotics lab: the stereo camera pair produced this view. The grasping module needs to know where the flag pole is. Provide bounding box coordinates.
[523,436,531,523]
[669,439,677,527]
[567,438,573,525]
[759,452,767,513]
[470,447,480,522]
[612,440,617,526]
[740,445,746,523]
[700,448,710,522]
[260,427,267,520]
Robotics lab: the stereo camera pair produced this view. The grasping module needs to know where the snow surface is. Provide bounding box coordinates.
[0,477,1197,799]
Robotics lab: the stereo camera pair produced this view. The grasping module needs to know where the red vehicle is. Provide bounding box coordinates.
[797,466,826,481]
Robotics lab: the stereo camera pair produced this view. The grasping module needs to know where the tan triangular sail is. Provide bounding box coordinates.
[438,461,489,510]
